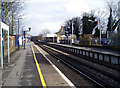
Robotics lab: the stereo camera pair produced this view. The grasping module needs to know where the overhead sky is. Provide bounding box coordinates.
[23,0,119,36]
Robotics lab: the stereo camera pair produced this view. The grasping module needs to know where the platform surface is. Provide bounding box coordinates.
[2,42,72,87]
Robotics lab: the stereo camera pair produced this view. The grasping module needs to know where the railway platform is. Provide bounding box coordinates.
[46,42,120,65]
[1,42,73,87]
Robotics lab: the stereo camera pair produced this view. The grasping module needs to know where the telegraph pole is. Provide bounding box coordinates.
[110,8,113,32]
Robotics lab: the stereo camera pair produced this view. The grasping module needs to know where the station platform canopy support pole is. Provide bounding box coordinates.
[0,21,10,69]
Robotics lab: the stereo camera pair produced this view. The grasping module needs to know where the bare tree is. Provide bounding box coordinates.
[40,29,50,35]
[63,17,82,39]
[105,0,120,32]
[0,0,25,35]
[94,9,108,32]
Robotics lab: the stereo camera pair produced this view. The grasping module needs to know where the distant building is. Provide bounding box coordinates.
[42,33,57,42]
[56,26,76,44]
[56,26,65,43]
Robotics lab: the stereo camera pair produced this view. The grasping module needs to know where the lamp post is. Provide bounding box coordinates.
[88,19,94,45]
[88,19,99,45]
[22,26,24,46]
[18,18,20,50]
[18,18,22,50]
[67,22,71,45]
[66,27,70,44]
[72,20,74,44]
[23,27,31,49]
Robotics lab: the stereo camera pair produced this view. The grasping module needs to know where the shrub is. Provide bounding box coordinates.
[111,32,120,47]
[79,34,91,45]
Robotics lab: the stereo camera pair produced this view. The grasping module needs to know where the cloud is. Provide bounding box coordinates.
[24,0,70,35]
[24,0,107,36]
[65,0,90,14]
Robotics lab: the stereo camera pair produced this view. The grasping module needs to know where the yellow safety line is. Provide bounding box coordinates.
[31,44,47,88]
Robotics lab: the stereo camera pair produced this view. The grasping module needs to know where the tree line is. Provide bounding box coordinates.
[0,0,25,35]
[63,0,120,42]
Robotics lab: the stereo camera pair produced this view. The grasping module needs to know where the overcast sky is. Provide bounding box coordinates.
[23,0,119,36]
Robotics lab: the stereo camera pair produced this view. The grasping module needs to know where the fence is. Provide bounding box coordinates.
[43,42,120,65]
[0,35,18,61]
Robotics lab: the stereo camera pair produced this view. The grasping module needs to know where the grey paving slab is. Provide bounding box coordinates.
[3,47,27,86]
[19,44,41,86]
[1,42,71,87]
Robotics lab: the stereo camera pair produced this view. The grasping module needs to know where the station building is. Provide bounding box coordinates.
[41,26,76,44]
[56,26,76,44]
[42,33,57,43]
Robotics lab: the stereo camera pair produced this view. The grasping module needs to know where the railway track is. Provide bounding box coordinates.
[35,41,120,87]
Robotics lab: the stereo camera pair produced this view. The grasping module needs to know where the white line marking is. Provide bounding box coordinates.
[34,43,76,88]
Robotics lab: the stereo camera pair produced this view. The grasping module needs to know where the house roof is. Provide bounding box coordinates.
[56,26,65,35]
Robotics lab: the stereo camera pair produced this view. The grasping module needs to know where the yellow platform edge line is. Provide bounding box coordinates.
[31,43,47,88]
